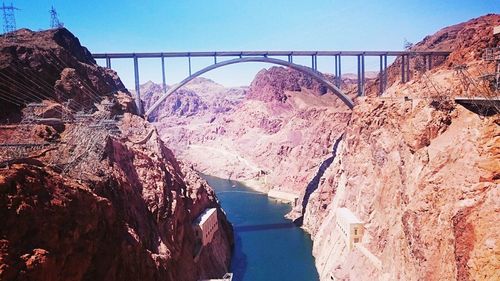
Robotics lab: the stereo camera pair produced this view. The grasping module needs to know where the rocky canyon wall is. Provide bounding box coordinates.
[139,13,499,281]
[148,68,354,199]
[303,14,499,281]
[0,28,233,281]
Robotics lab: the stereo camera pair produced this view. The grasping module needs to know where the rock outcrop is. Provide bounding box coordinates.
[0,28,135,121]
[0,28,233,281]
[147,14,499,281]
[140,78,246,122]
[365,14,500,98]
[151,67,353,198]
[302,14,499,281]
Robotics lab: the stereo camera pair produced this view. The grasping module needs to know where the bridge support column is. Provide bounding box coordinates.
[401,55,406,83]
[357,54,365,96]
[288,54,292,63]
[105,56,111,68]
[379,54,388,95]
[338,55,342,90]
[357,55,362,96]
[384,54,387,91]
[406,54,411,81]
[214,53,217,64]
[188,54,192,76]
[428,55,432,70]
[361,54,365,96]
[311,55,317,71]
[161,55,166,93]
[334,55,338,86]
[379,55,383,95]
[133,56,143,115]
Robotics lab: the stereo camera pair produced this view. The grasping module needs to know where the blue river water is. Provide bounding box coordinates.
[202,175,319,281]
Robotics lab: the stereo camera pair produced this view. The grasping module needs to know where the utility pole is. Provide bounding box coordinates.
[1,2,19,37]
[49,5,63,29]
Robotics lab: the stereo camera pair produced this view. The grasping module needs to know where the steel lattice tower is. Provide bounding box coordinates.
[1,2,18,36]
[49,5,63,29]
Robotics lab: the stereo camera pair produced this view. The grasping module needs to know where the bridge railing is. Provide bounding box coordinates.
[92,50,451,115]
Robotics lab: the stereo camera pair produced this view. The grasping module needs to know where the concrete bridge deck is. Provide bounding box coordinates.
[92,49,451,116]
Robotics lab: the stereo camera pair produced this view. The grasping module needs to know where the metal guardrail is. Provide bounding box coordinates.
[93,50,452,59]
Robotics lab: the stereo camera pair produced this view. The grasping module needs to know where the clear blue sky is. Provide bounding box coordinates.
[13,0,500,88]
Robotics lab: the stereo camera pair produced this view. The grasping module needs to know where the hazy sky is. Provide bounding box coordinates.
[13,0,500,88]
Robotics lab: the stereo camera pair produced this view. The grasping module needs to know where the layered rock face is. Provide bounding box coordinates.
[146,14,499,281]
[0,28,134,121]
[302,14,499,281]
[150,67,353,197]
[140,78,246,122]
[0,28,232,281]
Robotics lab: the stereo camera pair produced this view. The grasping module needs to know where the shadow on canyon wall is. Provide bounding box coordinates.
[298,134,344,225]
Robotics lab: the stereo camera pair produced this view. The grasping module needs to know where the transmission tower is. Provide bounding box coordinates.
[49,5,63,29]
[1,2,19,37]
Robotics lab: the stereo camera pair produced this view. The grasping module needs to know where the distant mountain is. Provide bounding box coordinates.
[152,66,351,196]
[139,77,247,122]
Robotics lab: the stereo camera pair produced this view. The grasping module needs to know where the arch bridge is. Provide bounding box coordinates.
[92,50,451,117]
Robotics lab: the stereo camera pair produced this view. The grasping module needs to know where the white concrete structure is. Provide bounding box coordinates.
[200,273,233,281]
[193,208,219,246]
[268,189,299,206]
[336,207,364,250]
[494,25,500,36]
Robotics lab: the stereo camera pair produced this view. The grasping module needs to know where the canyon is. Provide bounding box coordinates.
[144,14,500,281]
[0,11,498,281]
[0,28,232,281]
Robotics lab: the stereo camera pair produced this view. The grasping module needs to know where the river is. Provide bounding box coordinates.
[203,175,320,281]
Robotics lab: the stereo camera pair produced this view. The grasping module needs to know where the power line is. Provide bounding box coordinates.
[1,2,19,37]
[49,5,63,29]
[46,51,106,103]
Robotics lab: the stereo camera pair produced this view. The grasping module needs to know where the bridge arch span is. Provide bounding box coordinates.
[144,57,354,118]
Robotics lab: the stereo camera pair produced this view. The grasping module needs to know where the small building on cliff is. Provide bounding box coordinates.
[336,207,364,250]
[193,207,219,249]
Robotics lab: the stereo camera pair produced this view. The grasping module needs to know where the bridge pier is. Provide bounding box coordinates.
[334,55,338,88]
[337,55,342,89]
[399,54,412,83]
[362,54,365,95]
[379,55,384,94]
[133,55,143,115]
[311,54,318,71]
[161,55,166,93]
[406,54,410,81]
[105,56,111,68]
[357,54,365,96]
[401,55,406,83]
[379,54,388,95]
[91,50,450,115]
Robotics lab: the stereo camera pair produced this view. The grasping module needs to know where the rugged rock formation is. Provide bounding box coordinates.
[147,14,499,281]
[140,78,246,122]
[0,28,233,281]
[151,67,352,197]
[365,14,500,98]
[0,28,134,121]
[302,14,499,281]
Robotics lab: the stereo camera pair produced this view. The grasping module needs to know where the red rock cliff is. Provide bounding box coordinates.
[0,28,233,281]
[303,14,499,281]
[152,66,352,198]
